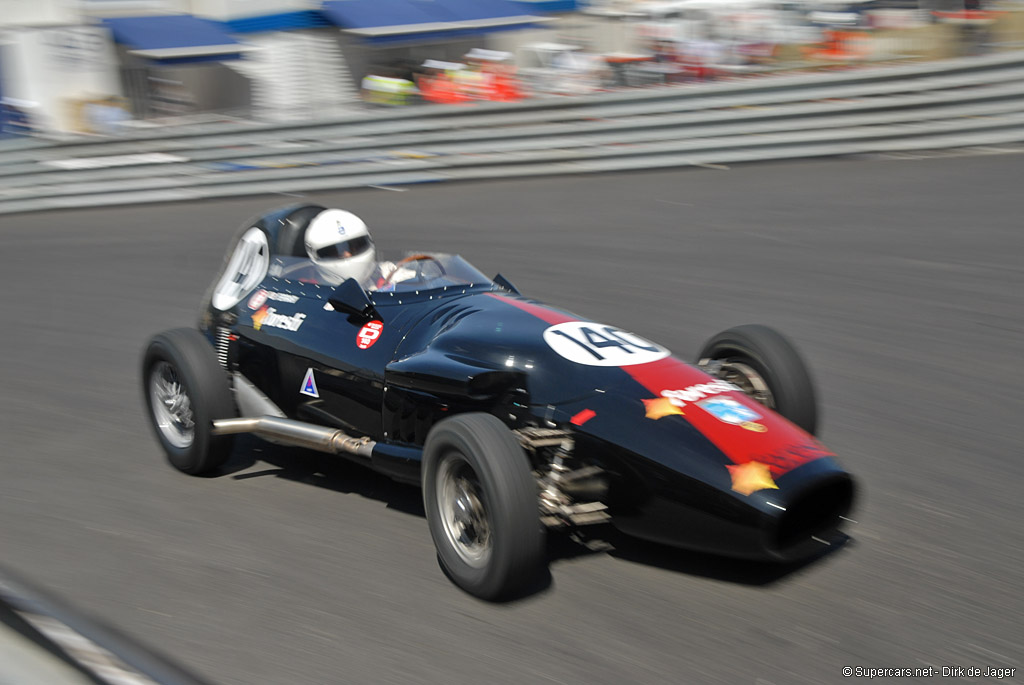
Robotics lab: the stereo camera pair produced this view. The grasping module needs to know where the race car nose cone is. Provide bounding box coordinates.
[758,461,856,560]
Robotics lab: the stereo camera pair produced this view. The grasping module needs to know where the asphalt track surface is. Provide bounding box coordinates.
[1,154,1022,685]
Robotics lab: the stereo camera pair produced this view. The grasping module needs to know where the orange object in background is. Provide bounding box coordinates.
[417,54,524,105]
[807,30,872,62]
[420,74,469,105]
[488,73,523,102]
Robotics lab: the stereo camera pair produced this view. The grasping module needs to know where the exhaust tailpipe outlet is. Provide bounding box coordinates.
[211,417,375,459]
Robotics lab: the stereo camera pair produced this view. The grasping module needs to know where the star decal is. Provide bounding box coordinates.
[251,306,268,331]
[727,461,778,496]
[643,397,685,420]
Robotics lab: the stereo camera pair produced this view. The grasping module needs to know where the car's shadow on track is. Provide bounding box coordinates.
[222,438,425,517]
[547,525,853,587]
[220,438,853,594]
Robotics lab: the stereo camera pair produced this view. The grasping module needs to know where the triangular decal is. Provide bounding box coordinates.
[300,368,319,398]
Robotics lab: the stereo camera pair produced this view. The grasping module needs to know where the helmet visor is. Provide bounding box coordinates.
[315,235,373,260]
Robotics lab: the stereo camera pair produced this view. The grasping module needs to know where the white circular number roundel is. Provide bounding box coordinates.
[542,322,670,367]
[211,227,269,311]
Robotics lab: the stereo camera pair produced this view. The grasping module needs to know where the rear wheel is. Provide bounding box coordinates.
[423,413,543,600]
[142,328,236,475]
[697,324,819,435]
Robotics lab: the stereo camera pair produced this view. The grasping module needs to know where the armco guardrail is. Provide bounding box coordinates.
[2,51,1024,215]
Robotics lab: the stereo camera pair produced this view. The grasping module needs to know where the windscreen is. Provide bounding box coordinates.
[375,253,493,293]
[264,252,494,295]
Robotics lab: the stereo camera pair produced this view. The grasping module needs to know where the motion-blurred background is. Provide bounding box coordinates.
[0,0,1020,135]
[1,1,1022,685]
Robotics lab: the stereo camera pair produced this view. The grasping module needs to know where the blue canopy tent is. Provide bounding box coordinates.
[321,0,550,44]
[101,15,247,64]
[100,16,255,120]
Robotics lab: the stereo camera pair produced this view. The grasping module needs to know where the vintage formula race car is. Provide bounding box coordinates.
[141,204,856,600]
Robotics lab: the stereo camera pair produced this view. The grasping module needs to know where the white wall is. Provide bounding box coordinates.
[76,1,190,17]
[0,0,78,26]
[0,0,316,26]
[0,25,122,132]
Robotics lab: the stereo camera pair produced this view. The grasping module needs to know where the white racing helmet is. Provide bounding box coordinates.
[304,209,376,284]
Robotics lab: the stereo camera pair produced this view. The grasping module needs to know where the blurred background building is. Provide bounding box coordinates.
[1,0,1021,135]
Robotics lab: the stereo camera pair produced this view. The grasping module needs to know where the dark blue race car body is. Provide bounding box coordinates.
[182,203,855,567]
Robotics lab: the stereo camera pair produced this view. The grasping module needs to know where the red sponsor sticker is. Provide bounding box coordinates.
[357,320,384,349]
[248,290,268,310]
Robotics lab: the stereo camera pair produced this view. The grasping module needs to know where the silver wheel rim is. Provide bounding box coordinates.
[720,361,775,409]
[436,453,492,569]
[148,361,195,449]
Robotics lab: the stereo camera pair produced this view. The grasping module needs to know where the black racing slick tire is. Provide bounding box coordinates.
[697,324,819,435]
[142,328,237,475]
[422,413,543,601]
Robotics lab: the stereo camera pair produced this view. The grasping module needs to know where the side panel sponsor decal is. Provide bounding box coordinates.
[248,290,301,309]
[300,368,319,398]
[248,290,268,310]
[696,397,766,432]
[252,306,306,332]
[357,320,383,350]
[649,382,766,431]
[543,322,670,367]
[660,380,738,405]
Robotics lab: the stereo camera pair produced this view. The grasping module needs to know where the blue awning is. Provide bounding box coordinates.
[438,0,544,22]
[516,0,579,11]
[222,10,330,33]
[321,0,549,39]
[101,15,245,61]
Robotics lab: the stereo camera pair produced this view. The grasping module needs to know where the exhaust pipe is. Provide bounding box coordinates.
[211,416,375,459]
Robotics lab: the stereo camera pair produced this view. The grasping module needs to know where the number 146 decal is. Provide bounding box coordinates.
[543,322,669,367]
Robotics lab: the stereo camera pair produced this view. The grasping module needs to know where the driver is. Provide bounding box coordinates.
[304,208,411,289]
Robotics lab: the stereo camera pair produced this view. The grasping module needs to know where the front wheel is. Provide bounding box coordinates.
[697,324,819,435]
[142,328,237,475]
[422,413,543,600]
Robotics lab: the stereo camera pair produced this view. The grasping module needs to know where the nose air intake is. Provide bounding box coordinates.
[772,474,855,553]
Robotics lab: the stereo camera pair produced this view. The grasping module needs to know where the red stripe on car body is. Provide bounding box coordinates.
[621,356,831,476]
[485,292,577,325]
[488,293,831,477]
